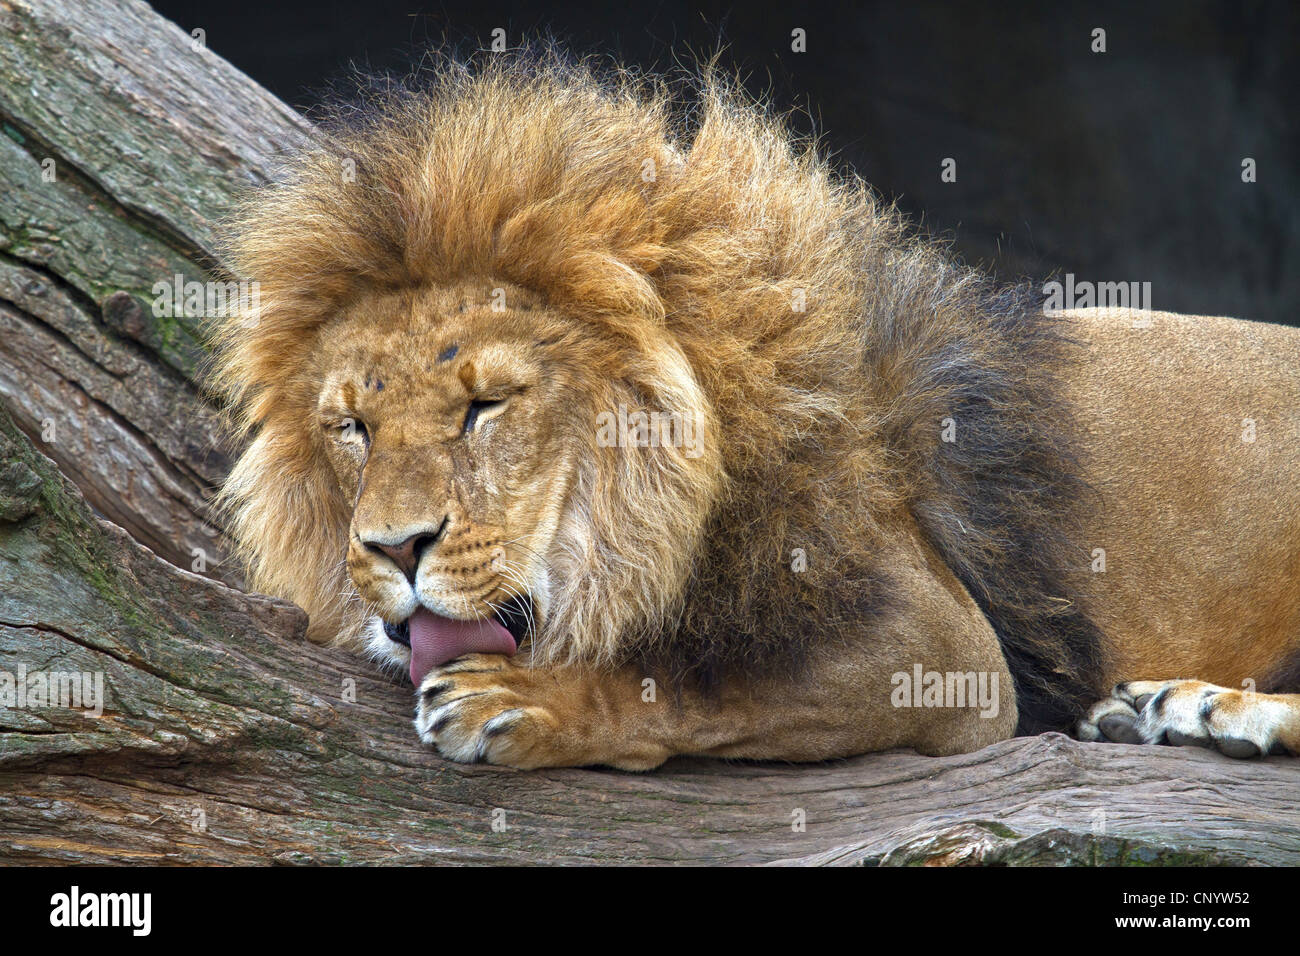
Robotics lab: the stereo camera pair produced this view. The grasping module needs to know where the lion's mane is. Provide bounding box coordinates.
[214,50,1104,732]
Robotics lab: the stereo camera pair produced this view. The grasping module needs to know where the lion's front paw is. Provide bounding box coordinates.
[1078,679,1297,758]
[414,655,562,769]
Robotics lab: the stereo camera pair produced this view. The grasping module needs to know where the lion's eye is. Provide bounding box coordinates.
[463,398,507,434]
[336,418,369,446]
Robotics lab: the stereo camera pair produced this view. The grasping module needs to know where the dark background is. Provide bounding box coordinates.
[149,0,1298,325]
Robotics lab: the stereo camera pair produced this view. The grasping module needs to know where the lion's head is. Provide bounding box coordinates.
[287,272,719,682]
[213,54,821,683]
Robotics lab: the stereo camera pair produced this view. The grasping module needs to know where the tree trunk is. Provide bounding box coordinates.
[1,0,1297,866]
[0,0,310,585]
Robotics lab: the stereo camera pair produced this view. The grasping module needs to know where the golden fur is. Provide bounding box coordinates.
[211,51,1300,769]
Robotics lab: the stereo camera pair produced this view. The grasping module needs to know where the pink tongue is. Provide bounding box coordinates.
[408,607,516,685]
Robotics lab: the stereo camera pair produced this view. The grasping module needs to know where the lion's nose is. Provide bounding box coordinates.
[364,520,447,584]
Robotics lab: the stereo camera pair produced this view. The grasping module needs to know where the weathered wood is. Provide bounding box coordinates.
[0,0,1297,867]
[0,0,310,583]
[1,408,1298,865]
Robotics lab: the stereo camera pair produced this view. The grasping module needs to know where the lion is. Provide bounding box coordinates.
[212,52,1300,770]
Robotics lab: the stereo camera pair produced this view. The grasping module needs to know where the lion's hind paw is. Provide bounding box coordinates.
[1078,679,1298,759]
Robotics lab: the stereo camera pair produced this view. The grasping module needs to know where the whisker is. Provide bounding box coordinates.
[493,565,540,644]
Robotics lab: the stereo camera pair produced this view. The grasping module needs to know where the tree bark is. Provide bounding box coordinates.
[1,0,1298,866]
[0,0,309,585]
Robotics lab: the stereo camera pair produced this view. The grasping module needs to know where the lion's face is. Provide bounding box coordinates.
[311,281,588,682]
